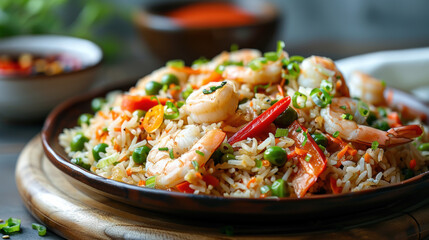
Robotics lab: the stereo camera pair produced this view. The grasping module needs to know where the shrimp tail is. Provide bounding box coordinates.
[355,125,422,148]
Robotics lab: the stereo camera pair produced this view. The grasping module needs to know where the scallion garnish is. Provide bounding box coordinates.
[260,185,271,194]
[336,75,341,79]
[341,113,353,120]
[255,159,262,168]
[264,51,278,61]
[192,160,199,171]
[378,107,387,117]
[287,62,300,77]
[321,79,333,92]
[371,141,379,150]
[0,218,21,234]
[150,96,161,105]
[357,101,369,118]
[195,150,204,156]
[318,144,326,152]
[276,40,286,57]
[305,154,312,162]
[292,91,307,109]
[146,176,156,188]
[275,128,289,138]
[203,81,227,94]
[333,131,340,138]
[340,106,347,110]
[253,83,270,93]
[230,43,239,52]
[164,101,180,119]
[192,57,209,67]
[302,131,308,146]
[310,88,331,108]
[296,128,302,133]
[248,57,268,71]
[32,223,47,236]
[158,147,169,151]
[215,60,243,74]
[181,86,193,100]
[289,55,304,63]
[177,101,185,108]
[166,59,184,68]
[169,149,174,159]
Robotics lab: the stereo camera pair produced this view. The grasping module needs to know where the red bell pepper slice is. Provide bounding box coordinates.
[287,120,327,197]
[175,181,194,193]
[228,96,291,145]
[202,174,219,187]
[121,95,173,113]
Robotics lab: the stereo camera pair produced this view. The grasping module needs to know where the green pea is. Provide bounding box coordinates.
[372,120,390,131]
[161,73,179,86]
[271,179,289,197]
[402,168,414,180]
[274,107,298,128]
[145,81,163,95]
[77,113,93,126]
[71,157,91,170]
[132,146,151,164]
[418,143,429,151]
[132,109,146,119]
[366,111,377,126]
[92,143,108,161]
[221,153,235,163]
[219,142,234,154]
[91,97,106,112]
[263,146,287,166]
[311,133,328,147]
[70,133,89,152]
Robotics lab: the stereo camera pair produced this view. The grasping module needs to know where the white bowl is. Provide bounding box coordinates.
[0,35,102,121]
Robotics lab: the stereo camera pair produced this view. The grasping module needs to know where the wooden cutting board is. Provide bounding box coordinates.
[15,135,429,240]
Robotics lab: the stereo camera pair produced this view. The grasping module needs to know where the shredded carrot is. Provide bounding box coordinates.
[386,89,394,105]
[294,147,308,156]
[336,80,342,89]
[126,168,132,176]
[337,145,349,161]
[262,160,270,167]
[246,177,256,188]
[275,138,280,144]
[330,176,342,194]
[364,152,371,163]
[201,71,222,86]
[146,135,153,140]
[347,146,357,156]
[169,84,181,96]
[111,110,119,120]
[98,111,108,119]
[260,194,267,198]
[113,127,121,132]
[249,101,253,107]
[138,180,145,186]
[191,84,199,89]
[195,172,203,180]
[410,159,417,170]
[114,143,121,152]
[277,78,285,97]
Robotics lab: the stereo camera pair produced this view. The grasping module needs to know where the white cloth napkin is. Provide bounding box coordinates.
[336,47,429,103]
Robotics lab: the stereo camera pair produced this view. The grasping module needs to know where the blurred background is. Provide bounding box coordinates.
[2,0,428,89]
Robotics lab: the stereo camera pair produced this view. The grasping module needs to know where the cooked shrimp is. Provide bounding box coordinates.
[146,129,226,188]
[298,56,350,97]
[348,71,386,106]
[184,80,239,124]
[321,97,422,148]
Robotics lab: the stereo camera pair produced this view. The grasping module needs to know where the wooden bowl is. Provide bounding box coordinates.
[133,0,280,64]
[41,84,429,226]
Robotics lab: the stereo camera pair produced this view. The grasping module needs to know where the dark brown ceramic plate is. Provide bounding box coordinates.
[42,85,429,227]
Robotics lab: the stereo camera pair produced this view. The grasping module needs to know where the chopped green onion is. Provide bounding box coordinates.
[336,75,342,79]
[333,131,340,138]
[162,84,168,92]
[150,96,161,105]
[71,158,91,170]
[192,57,209,67]
[164,101,180,119]
[255,159,262,168]
[146,176,156,188]
[253,83,270,93]
[378,107,387,117]
[371,141,379,150]
[264,51,278,61]
[215,61,243,74]
[340,106,347,110]
[248,57,268,71]
[318,144,326,152]
[195,150,205,156]
[230,43,239,52]
[260,185,271,194]
[296,128,302,133]
[289,55,304,63]
[292,91,307,109]
[341,113,354,120]
[275,128,289,138]
[181,86,193,100]
[321,79,333,92]
[0,218,21,234]
[287,62,300,77]
[169,149,174,159]
[357,101,370,117]
[192,160,199,171]
[166,59,184,68]
[305,154,312,162]
[271,179,287,197]
[418,143,429,151]
[203,81,227,94]
[158,147,169,151]
[276,40,286,57]
[302,131,308,146]
[177,101,185,108]
[310,88,332,108]
[32,223,47,236]
[95,153,119,168]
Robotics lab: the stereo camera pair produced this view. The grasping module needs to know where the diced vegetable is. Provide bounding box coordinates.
[311,133,328,147]
[121,95,172,113]
[91,97,106,112]
[202,174,219,187]
[145,81,163,95]
[32,223,47,236]
[418,143,429,151]
[142,104,164,133]
[92,143,108,161]
[263,146,287,167]
[292,91,307,109]
[0,218,21,234]
[161,73,179,86]
[176,181,194,193]
[70,133,89,152]
[146,176,156,188]
[274,107,298,128]
[77,113,93,126]
[71,157,91,170]
[271,179,288,197]
[228,96,291,144]
[96,153,119,168]
[164,101,180,119]
[132,146,151,164]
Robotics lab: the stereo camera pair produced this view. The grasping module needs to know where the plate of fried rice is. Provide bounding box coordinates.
[42,42,429,221]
